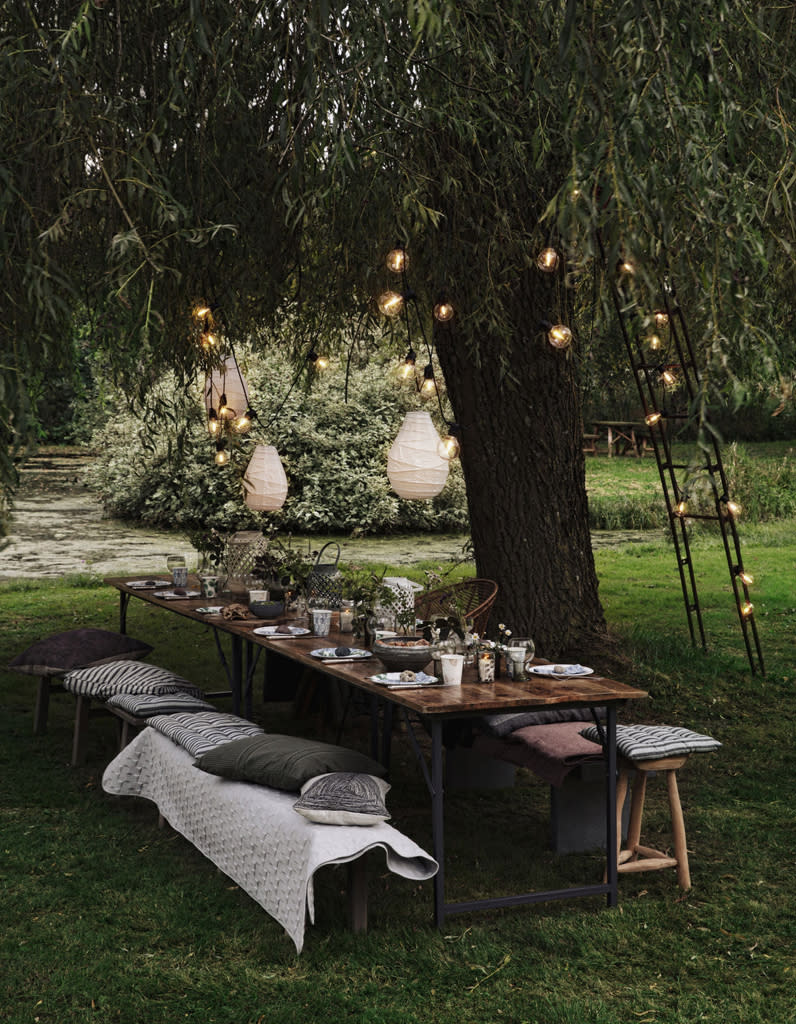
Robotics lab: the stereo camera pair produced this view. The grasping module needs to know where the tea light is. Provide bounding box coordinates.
[339,602,355,633]
[477,650,495,683]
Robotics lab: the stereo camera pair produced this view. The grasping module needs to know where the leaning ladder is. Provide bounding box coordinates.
[603,262,765,675]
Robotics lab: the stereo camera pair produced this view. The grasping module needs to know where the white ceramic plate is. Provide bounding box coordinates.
[195,606,224,615]
[252,625,311,637]
[530,664,594,678]
[310,647,373,661]
[370,671,440,688]
[126,579,168,589]
[158,589,201,600]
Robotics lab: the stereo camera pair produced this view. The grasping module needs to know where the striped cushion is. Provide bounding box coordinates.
[63,661,199,699]
[106,691,216,718]
[293,773,391,826]
[147,711,264,758]
[580,724,721,761]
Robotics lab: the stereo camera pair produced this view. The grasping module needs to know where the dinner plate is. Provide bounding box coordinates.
[195,606,224,615]
[158,589,201,600]
[370,671,440,688]
[252,625,311,637]
[126,579,168,589]
[310,647,373,662]
[530,664,594,678]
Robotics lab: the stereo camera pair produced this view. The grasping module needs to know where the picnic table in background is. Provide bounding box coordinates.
[592,420,651,457]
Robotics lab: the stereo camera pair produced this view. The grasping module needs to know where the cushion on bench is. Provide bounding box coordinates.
[194,733,387,792]
[63,661,199,699]
[293,773,391,826]
[473,720,605,787]
[146,711,264,758]
[580,723,721,761]
[480,707,597,738]
[106,691,216,718]
[9,629,152,676]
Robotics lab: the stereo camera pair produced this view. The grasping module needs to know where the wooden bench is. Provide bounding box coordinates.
[583,432,600,455]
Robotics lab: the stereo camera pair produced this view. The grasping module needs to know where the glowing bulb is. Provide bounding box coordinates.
[200,331,216,349]
[233,408,255,434]
[676,500,688,517]
[741,601,754,618]
[648,334,662,350]
[738,569,754,586]
[433,301,455,322]
[438,434,461,460]
[378,290,404,317]
[654,310,670,329]
[194,304,211,320]
[619,259,635,275]
[725,499,741,518]
[420,364,437,397]
[214,444,229,466]
[661,366,679,387]
[537,247,560,272]
[548,324,573,349]
[218,393,235,419]
[645,411,662,426]
[386,247,408,274]
[314,354,330,370]
[208,411,221,437]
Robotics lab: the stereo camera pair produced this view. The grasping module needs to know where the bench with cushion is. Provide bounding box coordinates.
[102,713,437,951]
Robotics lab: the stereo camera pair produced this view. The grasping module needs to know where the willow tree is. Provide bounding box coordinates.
[2,1,794,653]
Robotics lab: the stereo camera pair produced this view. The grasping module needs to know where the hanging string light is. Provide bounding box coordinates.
[378,290,405,317]
[547,323,573,349]
[420,363,437,398]
[645,411,663,426]
[386,246,409,274]
[437,423,461,460]
[536,246,560,272]
[433,299,455,322]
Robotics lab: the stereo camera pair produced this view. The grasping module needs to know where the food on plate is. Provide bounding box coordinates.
[553,665,567,673]
[173,587,187,596]
[334,646,352,657]
[275,624,293,634]
[399,670,417,681]
[381,638,430,647]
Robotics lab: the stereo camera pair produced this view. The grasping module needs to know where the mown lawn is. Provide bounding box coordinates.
[1,507,794,1024]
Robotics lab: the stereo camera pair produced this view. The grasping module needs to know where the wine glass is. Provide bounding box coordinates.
[166,553,187,587]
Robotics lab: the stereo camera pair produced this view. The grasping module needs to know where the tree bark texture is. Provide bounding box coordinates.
[435,266,605,656]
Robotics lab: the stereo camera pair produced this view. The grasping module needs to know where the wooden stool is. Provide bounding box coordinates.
[614,753,691,889]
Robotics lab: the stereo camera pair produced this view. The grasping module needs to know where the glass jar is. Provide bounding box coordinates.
[505,637,535,682]
[476,649,496,683]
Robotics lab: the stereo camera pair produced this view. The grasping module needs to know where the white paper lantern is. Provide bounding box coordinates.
[387,410,449,500]
[204,356,249,420]
[243,444,288,511]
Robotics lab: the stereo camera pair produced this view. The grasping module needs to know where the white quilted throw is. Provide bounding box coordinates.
[102,728,437,951]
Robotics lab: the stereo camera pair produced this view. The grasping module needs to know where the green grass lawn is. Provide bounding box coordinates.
[1,514,795,1021]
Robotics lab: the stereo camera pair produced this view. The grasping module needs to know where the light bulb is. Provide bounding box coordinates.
[725,499,741,518]
[741,601,754,618]
[737,568,754,586]
[438,434,461,460]
[676,499,688,517]
[386,247,408,274]
[654,310,670,329]
[200,331,216,348]
[645,411,662,426]
[378,290,404,317]
[433,300,455,322]
[548,324,573,349]
[314,354,329,370]
[536,247,560,272]
[648,333,662,350]
[233,408,255,434]
[661,365,679,387]
[619,259,635,276]
[214,444,229,466]
[420,364,437,397]
[194,304,211,320]
[218,393,235,419]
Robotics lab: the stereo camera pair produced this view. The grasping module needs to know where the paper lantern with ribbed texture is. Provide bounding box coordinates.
[204,356,249,420]
[243,445,288,511]
[387,411,449,500]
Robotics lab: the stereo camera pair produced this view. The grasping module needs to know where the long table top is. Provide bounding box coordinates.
[106,576,648,719]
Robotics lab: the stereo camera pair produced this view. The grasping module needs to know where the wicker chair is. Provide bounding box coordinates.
[414,578,499,637]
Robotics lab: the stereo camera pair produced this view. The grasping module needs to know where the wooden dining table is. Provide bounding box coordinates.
[593,419,649,457]
[106,576,648,926]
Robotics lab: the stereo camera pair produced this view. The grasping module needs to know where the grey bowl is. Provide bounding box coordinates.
[372,636,438,673]
[249,600,284,619]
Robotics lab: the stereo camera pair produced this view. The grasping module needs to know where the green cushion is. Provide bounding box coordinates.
[194,734,386,792]
[8,628,152,677]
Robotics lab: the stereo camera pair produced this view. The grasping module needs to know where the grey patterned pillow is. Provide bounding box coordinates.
[293,773,390,826]
[105,691,216,718]
[147,711,264,758]
[9,629,152,676]
[481,707,596,737]
[580,724,721,761]
[63,661,199,698]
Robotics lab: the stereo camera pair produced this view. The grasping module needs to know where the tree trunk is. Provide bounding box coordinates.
[435,265,605,657]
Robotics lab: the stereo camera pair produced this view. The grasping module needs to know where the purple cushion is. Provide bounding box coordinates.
[8,629,152,677]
